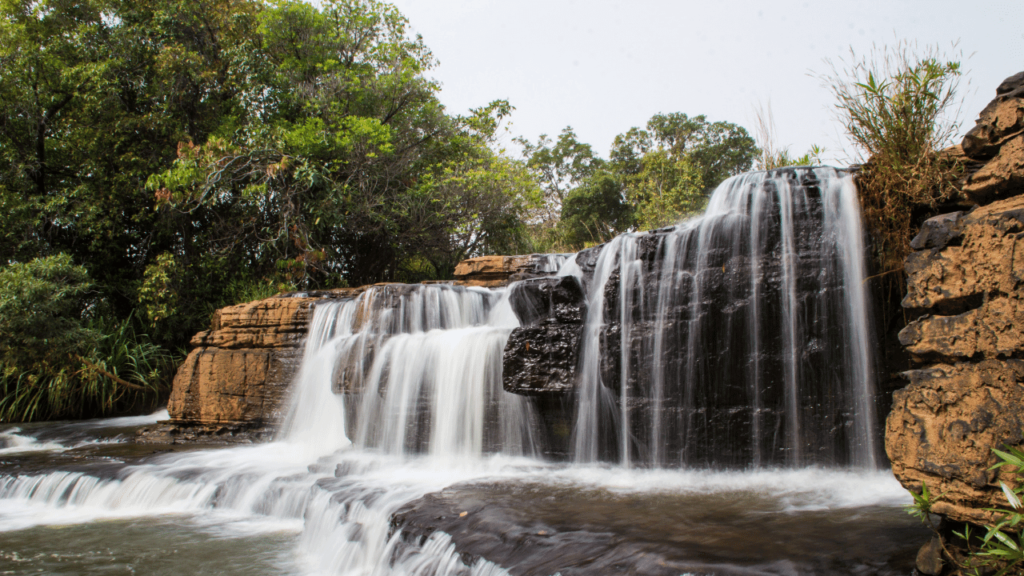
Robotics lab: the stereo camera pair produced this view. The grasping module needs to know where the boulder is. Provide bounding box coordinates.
[503,276,587,396]
[960,71,1024,203]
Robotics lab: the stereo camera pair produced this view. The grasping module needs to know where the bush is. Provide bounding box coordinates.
[823,41,964,272]
[0,255,174,422]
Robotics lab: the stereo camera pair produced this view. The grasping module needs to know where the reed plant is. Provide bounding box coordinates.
[0,313,175,422]
[822,41,965,273]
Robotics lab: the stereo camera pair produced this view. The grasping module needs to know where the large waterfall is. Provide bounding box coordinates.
[0,167,923,576]
[570,167,878,469]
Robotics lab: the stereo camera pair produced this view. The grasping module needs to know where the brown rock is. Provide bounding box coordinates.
[453,255,532,287]
[962,134,1024,203]
[886,360,1024,525]
[963,96,1024,162]
[890,77,1024,527]
[167,295,323,431]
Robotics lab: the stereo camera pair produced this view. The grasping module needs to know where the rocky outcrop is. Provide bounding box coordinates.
[887,72,1024,525]
[154,253,568,443]
[960,72,1024,204]
[159,289,361,441]
[502,276,587,396]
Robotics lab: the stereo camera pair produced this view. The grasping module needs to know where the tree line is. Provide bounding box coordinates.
[0,0,757,421]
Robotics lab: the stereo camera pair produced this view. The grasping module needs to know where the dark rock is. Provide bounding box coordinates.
[508,275,586,326]
[503,324,582,396]
[908,211,963,250]
[915,537,944,575]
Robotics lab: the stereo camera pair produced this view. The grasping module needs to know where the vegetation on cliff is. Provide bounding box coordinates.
[823,41,965,274]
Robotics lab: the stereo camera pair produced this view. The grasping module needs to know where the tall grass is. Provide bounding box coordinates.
[0,313,176,423]
[822,41,965,272]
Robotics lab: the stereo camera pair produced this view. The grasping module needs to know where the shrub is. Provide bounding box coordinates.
[822,41,965,272]
[0,255,173,422]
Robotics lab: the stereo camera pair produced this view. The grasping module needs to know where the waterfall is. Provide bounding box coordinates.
[280,283,539,461]
[0,167,902,576]
[571,167,878,468]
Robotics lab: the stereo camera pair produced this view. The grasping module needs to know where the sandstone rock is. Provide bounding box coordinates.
[962,134,1024,203]
[891,115,1024,523]
[901,195,1024,314]
[886,360,1024,525]
[963,94,1024,162]
[453,254,571,287]
[453,255,532,287]
[167,295,331,433]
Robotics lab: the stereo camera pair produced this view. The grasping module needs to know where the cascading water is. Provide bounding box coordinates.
[0,168,923,575]
[281,283,538,460]
[570,167,878,469]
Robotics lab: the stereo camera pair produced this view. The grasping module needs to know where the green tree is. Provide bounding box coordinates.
[559,170,632,249]
[516,127,603,225]
[611,112,756,194]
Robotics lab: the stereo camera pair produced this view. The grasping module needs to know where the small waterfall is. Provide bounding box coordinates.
[282,283,539,461]
[572,167,878,468]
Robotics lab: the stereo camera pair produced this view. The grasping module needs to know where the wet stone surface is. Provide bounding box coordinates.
[393,480,929,576]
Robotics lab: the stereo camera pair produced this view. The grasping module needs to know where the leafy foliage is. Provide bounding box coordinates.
[0,255,171,422]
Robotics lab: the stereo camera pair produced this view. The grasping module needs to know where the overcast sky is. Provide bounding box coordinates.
[387,0,1023,166]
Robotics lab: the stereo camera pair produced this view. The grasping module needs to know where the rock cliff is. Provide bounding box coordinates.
[161,292,356,440]
[887,71,1024,525]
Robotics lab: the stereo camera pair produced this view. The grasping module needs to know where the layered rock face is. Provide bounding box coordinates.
[165,294,344,438]
[887,71,1024,525]
[454,254,570,287]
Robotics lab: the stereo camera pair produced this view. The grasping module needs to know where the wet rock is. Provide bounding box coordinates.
[508,276,587,326]
[915,537,944,575]
[503,324,582,396]
[390,480,927,576]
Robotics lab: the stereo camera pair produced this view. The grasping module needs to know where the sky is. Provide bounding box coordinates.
[387,0,1024,166]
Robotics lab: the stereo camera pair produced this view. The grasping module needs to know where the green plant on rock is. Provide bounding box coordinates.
[822,40,965,273]
[956,446,1024,576]
[905,445,1024,576]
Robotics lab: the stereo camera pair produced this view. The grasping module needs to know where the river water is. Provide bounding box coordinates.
[0,414,926,575]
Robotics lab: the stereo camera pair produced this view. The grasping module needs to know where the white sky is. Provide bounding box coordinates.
[388,0,1024,166]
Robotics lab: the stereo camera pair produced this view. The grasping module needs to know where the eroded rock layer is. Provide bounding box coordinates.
[887,71,1024,525]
